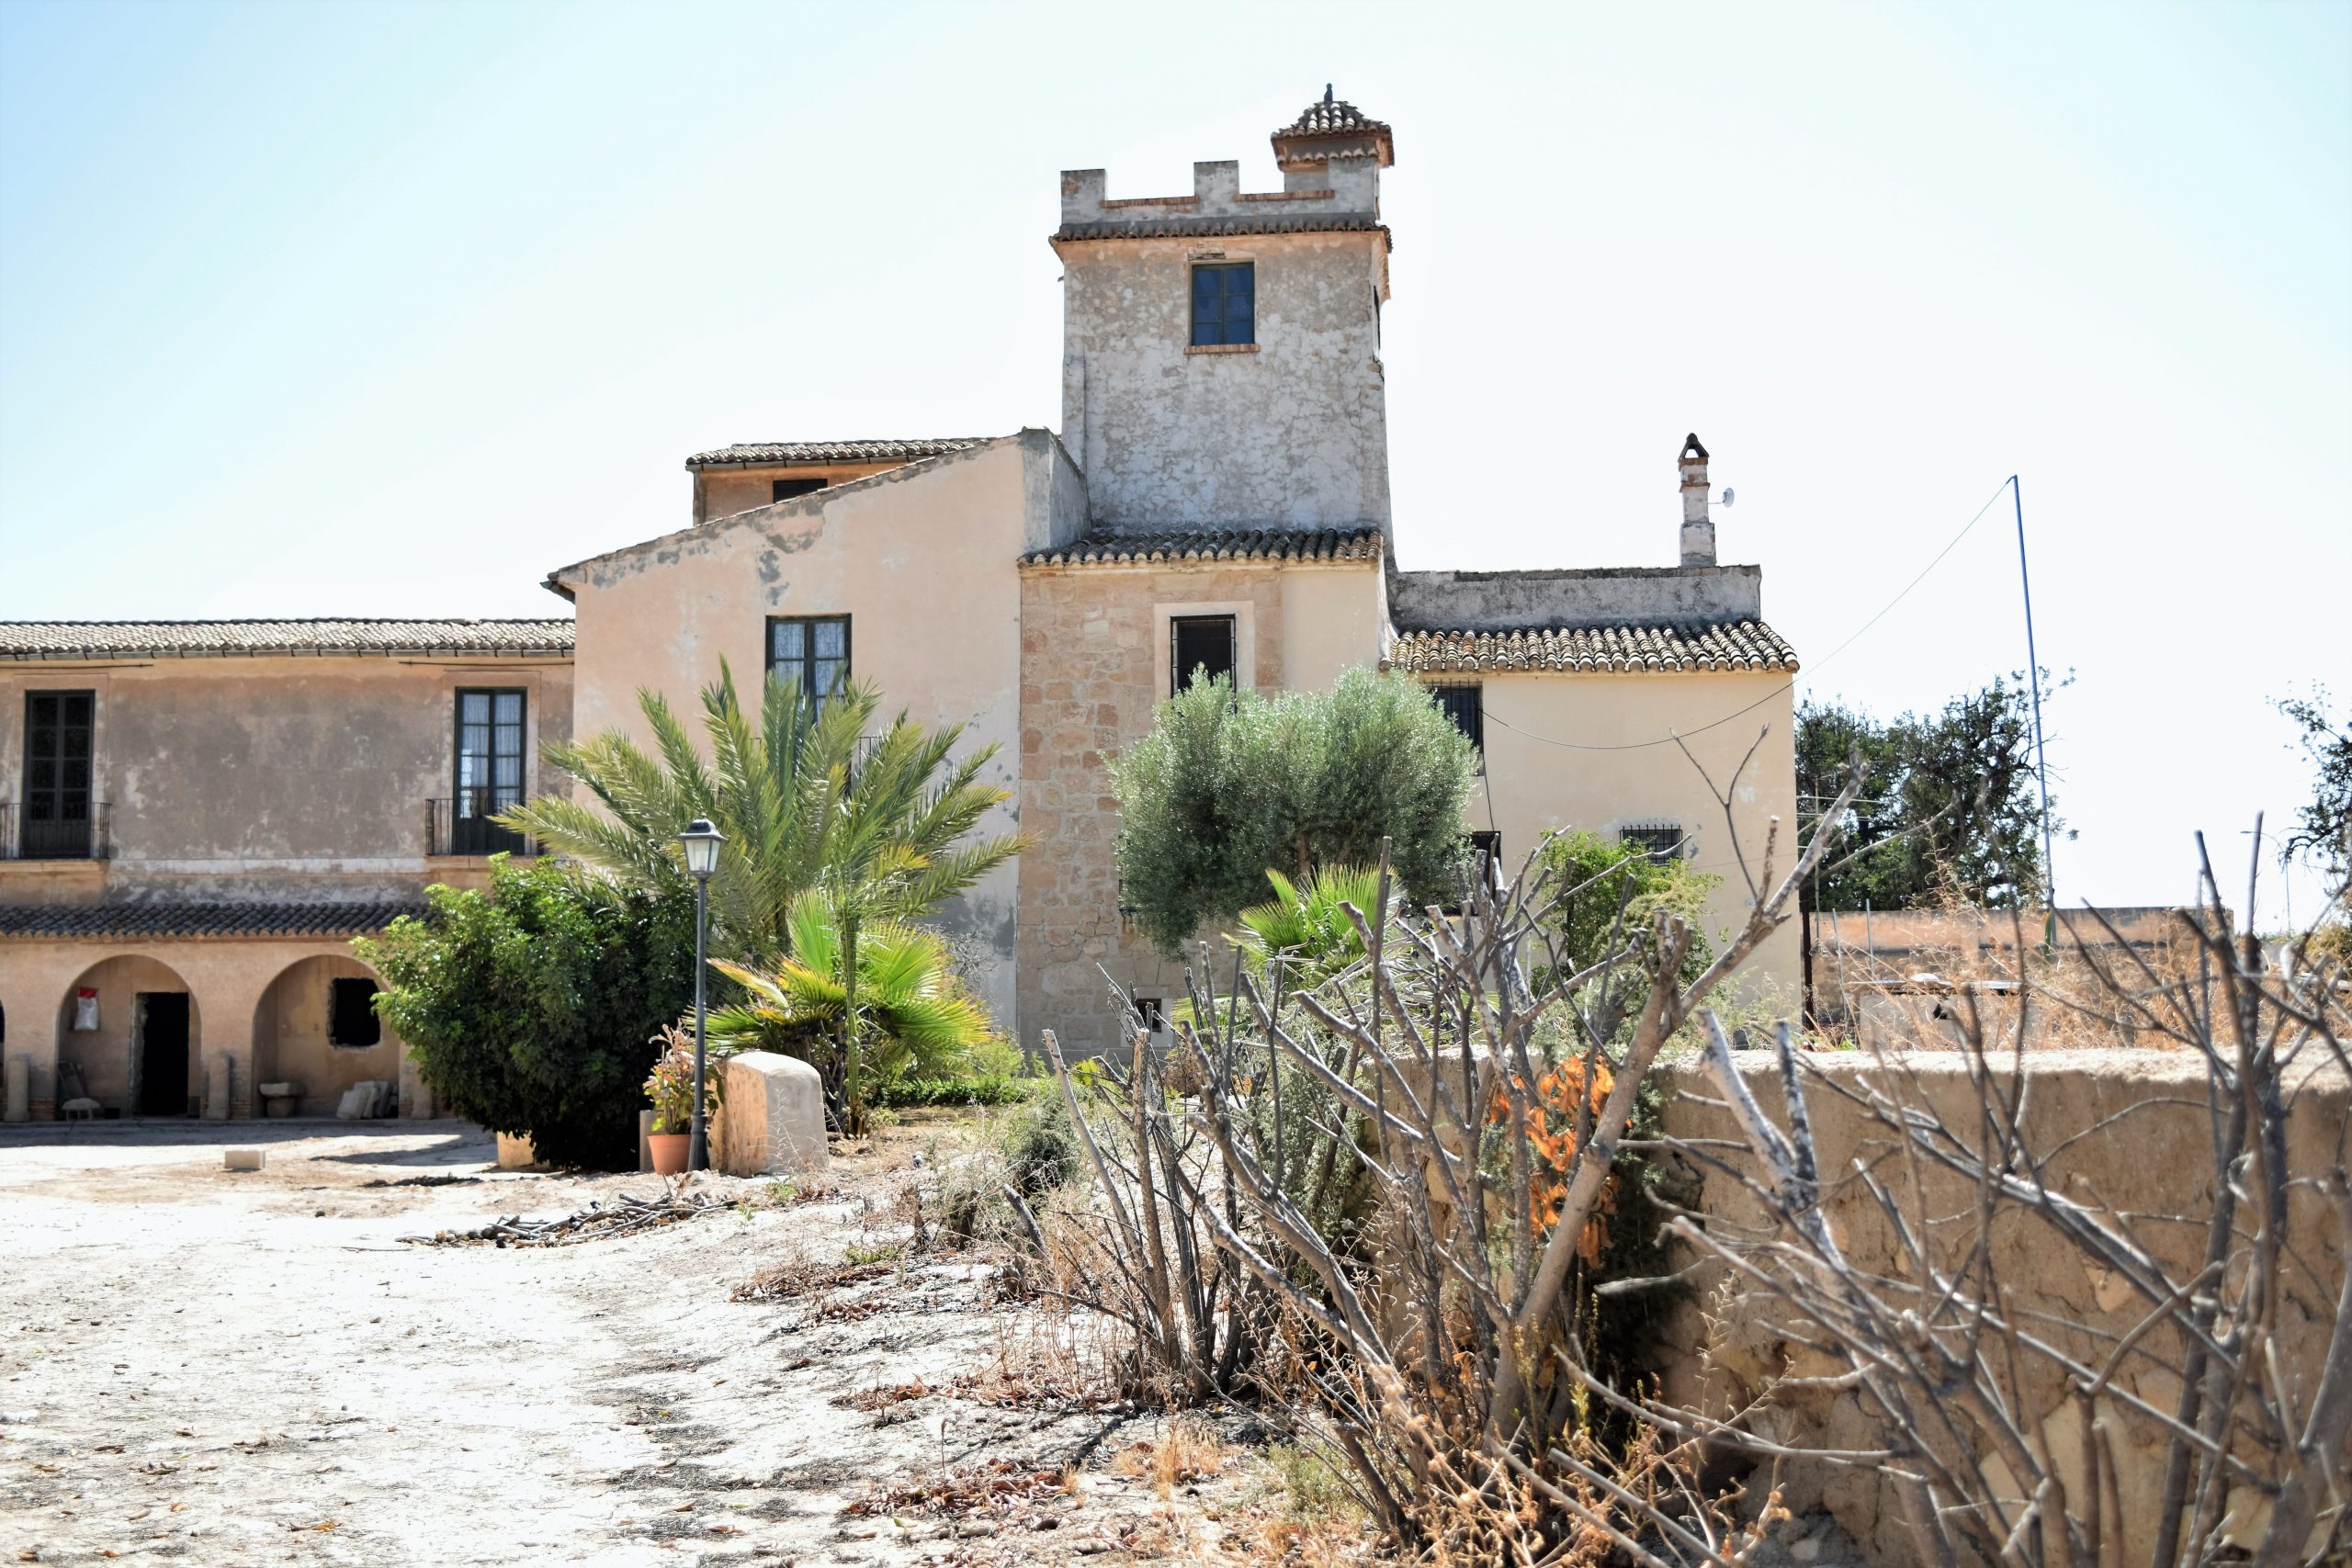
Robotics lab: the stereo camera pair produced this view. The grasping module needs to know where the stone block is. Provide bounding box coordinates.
[4,1056,27,1123]
[224,1149,264,1172]
[495,1132,538,1169]
[710,1052,828,1178]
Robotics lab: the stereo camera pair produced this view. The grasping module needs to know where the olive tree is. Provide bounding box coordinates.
[1109,667,1478,955]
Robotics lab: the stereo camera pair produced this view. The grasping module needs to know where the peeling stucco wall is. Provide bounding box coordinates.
[1058,231,1391,533]
[557,434,1056,1032]
[0,658,571,904]
[1389,564,1763,631]
[1657,1050,2348,1567]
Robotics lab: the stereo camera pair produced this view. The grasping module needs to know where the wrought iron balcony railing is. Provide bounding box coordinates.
[5,801,111,861]
[427,793,537,858]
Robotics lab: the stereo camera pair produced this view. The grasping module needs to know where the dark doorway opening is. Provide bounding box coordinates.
[136,992,191,1116]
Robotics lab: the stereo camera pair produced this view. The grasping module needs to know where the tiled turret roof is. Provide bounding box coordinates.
[0,619,575,661]
[1387,621,1799,675]
[1271,88,1396,169]
[1021,528,1382,569]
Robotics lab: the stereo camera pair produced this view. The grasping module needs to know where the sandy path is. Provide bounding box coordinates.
[0,1119,1284,1567]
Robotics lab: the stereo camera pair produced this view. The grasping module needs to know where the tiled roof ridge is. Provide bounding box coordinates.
[1022,527,1383,569]
[0,899,429,942]
[0,618,576,660]
[1054,214,1388,245]
[1386,620,1800,675]
[685,436,992,468]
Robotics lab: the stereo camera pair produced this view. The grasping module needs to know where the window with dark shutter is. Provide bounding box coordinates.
[770,616,851,714]
[1470,830,1503,888]
[1170,615,1238,694]
[329,977,382,1047]
[1190,262,1255,346]
[453,688,528,855]
[1430,682,1484,754]
[21,691,95,859]
[772,477,828,503]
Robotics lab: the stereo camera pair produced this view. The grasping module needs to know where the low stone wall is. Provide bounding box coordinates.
[1654,1048,2347,1565]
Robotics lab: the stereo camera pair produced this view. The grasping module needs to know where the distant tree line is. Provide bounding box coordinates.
[1796,671,2069,912]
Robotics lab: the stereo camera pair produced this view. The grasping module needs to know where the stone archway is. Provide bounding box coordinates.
[252,955,399,1118]
[55,955,201,1118]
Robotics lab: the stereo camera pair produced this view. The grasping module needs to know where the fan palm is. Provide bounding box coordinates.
[499,661,1022,969]
[1235,863,1390,991]
[707,894,991,1133]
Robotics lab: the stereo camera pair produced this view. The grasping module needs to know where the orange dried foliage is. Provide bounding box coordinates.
[1489,1059,1617,1266]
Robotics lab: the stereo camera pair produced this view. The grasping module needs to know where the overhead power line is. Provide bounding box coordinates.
[1478,477,2020,753]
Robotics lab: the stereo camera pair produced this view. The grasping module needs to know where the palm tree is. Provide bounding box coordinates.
[1235,863,1390,991]
[707,894,991,1133]
[500,662,1022,969]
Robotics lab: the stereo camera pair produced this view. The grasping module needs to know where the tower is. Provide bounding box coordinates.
[1053,91,1396,534]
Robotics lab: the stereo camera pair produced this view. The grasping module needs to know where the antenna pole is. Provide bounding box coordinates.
[2013,475,2057,951]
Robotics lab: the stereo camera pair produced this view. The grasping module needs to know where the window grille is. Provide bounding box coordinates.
[1620,823,1690,863]
[1170,615,1238,694]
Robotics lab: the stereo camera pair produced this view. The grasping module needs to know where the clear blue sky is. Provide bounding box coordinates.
[2,0,2346,923]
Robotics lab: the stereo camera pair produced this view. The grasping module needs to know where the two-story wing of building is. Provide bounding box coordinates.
[0,93,1799,1121]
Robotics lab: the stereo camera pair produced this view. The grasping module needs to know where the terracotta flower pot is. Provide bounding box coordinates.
[649,1131,690,1175]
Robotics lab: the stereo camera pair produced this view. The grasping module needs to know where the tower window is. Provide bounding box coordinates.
[1170,615,1238,694]
[772,477,828,503]
[1191,263,1255,347]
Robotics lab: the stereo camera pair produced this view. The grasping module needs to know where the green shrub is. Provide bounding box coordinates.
[1111,668,1476,956]
[356,857,701,1169]
[871,1075,1043,1109]
[1534,829,1718,990]
[1001,1095,1081,1201]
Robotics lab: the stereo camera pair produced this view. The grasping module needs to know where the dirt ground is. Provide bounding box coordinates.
[0,1113,1359,1567]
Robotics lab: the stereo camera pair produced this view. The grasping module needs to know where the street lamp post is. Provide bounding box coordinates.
[680,818,724,1171]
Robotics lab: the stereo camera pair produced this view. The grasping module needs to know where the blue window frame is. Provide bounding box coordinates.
[1190,262,1255,346]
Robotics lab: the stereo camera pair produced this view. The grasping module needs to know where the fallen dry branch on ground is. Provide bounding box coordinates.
[842,1457,1071,1518]
[400,1188,737,1247]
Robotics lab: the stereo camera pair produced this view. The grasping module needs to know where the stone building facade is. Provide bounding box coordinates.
[0,92,1803,1113]
[0,622,572,1119]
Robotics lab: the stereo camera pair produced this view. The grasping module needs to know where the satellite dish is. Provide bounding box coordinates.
[1720,488,1736,506]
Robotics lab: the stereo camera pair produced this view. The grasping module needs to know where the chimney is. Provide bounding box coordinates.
[1678,433,1714,567]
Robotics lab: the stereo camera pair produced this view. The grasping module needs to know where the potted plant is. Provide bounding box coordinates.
[644,1024,718,1175]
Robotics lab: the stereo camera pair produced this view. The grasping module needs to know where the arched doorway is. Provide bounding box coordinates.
[253,955,397,1118]
[56,956,201,1118]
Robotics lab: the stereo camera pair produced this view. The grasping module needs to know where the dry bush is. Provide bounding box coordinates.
[1619,835,2352,1567]
[1035,733,1868,1559]
[1111,1416,1227,1497]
